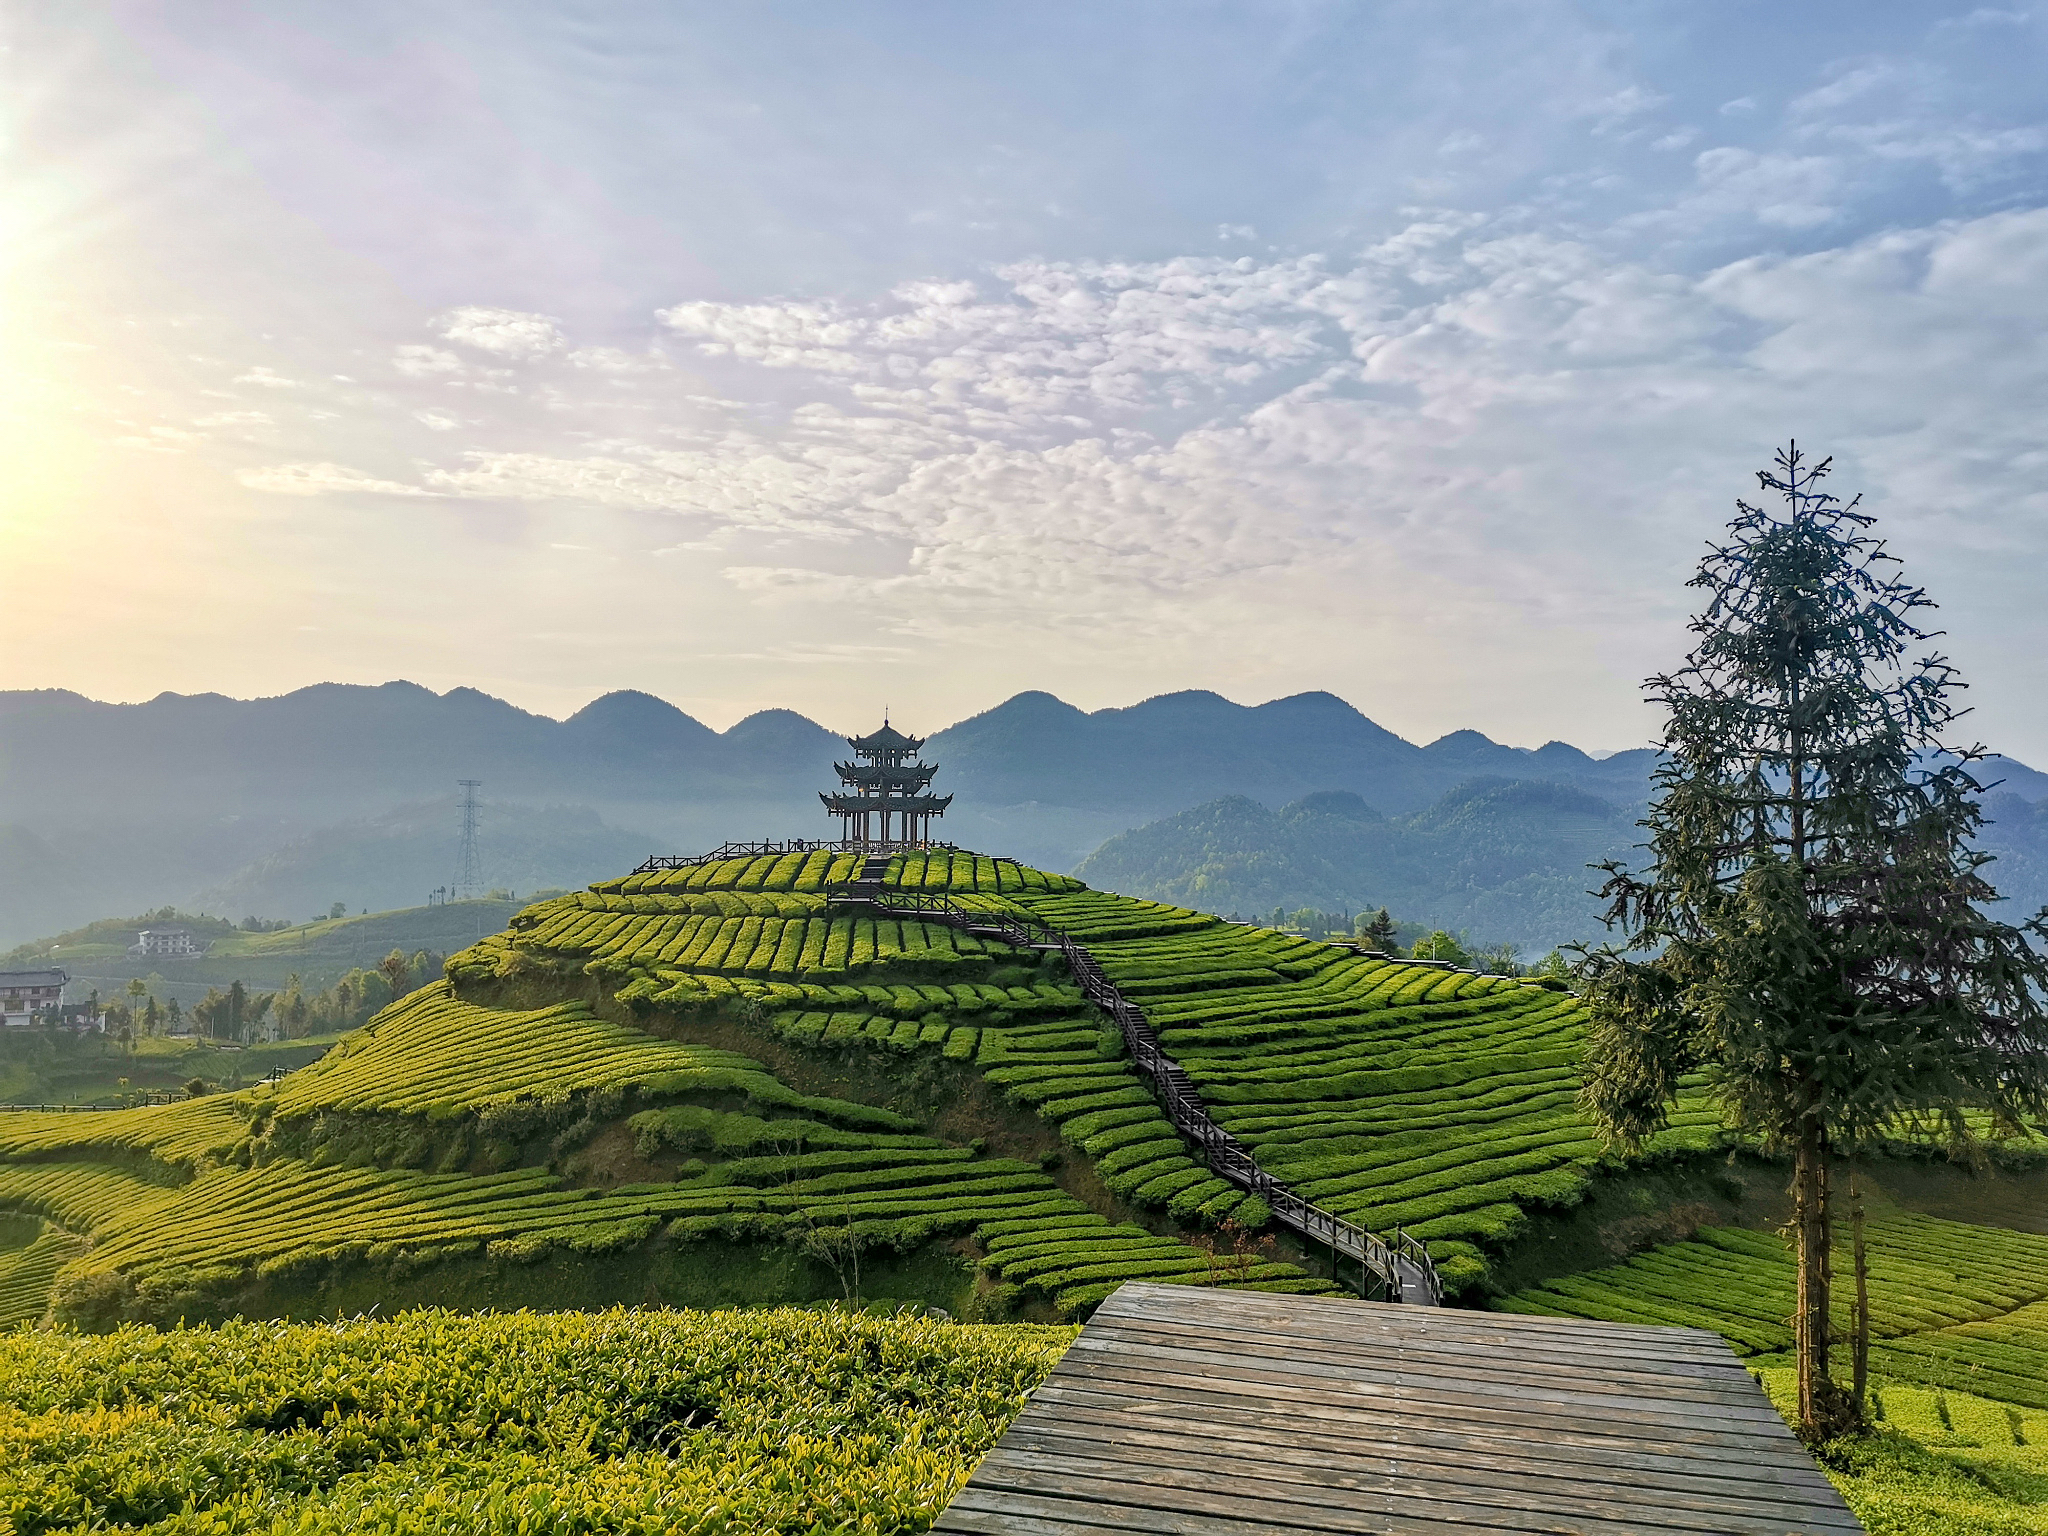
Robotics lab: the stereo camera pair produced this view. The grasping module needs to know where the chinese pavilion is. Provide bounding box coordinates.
[820,721,953,847]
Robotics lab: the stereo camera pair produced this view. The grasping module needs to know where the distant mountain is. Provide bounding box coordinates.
[0,683,837,943]
[1076,773,2048,954]
[928,689,1658,822]
[3,680,2042,948]
[1075,780,1639,952]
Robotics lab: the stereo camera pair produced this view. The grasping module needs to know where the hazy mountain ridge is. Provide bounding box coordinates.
[4,680,2043,947]
[1077,777,2048,953]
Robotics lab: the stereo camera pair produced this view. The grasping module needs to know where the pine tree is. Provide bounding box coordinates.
[1360,908,1398,954]
[1576,443,2048,1437]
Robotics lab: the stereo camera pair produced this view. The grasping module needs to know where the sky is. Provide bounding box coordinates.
[7,1,2048,756]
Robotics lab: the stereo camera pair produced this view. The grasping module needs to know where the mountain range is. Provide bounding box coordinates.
[4,681,2045,948]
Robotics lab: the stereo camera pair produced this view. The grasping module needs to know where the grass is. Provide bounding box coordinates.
[1752,1370,2048,1534]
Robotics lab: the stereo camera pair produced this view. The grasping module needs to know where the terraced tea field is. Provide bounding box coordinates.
[0,850,1378,1330]
[1002,887,1724,1290]
[1500,1212,2048,1410]
[17,840,1996,1335]
[456,849,1728,1296]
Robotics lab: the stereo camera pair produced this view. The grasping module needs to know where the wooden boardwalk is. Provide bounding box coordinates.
[935,1282,1863,1536]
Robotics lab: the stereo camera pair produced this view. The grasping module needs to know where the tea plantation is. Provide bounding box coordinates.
[8,844,2048,1531]
[0,1304,1073,1535]
[1501,1216,2048,1534]
[0,850,1362,1332]
[1500,1212,2048,1410]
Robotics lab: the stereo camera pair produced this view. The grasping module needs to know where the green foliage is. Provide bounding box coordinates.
[1074,783,1629,950]
[1574,444,2048,1431]
[1408,930,1471,965]
[1003,885,1726,1290]
[0,1306,1073,1535]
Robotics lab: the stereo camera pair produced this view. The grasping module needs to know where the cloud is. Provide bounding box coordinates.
[436,306,565,358]
[233,366,299,388]
[339,201,2048,681]
[394,344,464,377]
[1934,7,2029,29]
[413,409,462,431]
[566,346,670,372]
[238,462,434,496]
[192,410,273,427]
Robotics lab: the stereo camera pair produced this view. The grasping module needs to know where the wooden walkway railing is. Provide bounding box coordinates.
[634,838,960,871]
[1,1064,298,1115]
[831,868,1442,1305]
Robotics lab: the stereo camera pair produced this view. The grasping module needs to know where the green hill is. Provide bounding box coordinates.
[1074,780,1636,950]
[0,851,1357,1330]
[0,839,1723,1328]
[6,842,2043,1347]
[8,899,531,998]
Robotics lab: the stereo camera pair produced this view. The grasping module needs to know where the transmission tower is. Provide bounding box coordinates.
[454,780,484,899]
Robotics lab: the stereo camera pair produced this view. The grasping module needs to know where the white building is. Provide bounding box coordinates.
[0,968,67,1026]
[128,926,204,959]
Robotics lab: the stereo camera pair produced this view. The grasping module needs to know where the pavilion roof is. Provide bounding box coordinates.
[847,721,922,752]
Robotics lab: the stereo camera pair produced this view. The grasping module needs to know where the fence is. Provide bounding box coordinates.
[634,839,958,873]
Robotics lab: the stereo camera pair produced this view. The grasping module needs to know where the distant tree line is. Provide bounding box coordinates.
[1244,904,1565,978]
[102,948,445,1047]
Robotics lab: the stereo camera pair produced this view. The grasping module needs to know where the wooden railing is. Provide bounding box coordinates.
[634,838,957,872]
[831,884,1443,1306]
[2,1063,300,1114]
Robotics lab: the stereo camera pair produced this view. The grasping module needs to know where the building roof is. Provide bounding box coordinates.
[932,1280,1862,1536]
[821,792,953,814]
[846,721,923,753]
[832,760,938,788]
[0,969,68,988]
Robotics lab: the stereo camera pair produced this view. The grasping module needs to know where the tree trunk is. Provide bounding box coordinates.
[1793,1107,1833,1434]
[1851,1176,1870,1417]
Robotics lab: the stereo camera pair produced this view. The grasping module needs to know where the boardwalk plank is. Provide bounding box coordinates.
[997,1414,1849,1506]
[935,1282,1862,1536]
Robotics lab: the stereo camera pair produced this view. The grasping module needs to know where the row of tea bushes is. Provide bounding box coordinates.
[0,1306,1075,1534]
[1004,886,1720,1293]
[1498,1214,2048,1408]
[589,848,1085,900]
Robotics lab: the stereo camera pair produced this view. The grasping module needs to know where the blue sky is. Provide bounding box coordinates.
[10,2,2048,756]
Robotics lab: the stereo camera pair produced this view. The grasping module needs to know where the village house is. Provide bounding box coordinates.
[0,968,67,1026]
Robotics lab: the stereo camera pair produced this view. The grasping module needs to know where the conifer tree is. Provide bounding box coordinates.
[1576,443,2048,1437]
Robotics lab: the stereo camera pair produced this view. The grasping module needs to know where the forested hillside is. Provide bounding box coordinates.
[1078,777,2048,953]
[1076,781,1636,950]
